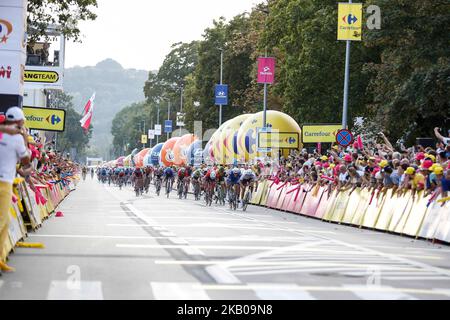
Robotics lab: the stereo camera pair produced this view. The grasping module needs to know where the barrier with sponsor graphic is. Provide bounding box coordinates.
[250,179,450,243]
[2,175,78,261]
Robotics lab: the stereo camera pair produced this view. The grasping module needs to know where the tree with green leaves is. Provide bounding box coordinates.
[28,0,98,41]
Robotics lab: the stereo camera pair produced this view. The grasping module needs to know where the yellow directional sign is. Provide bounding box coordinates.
[23,106,66,132]
[302,124,342,143]
[337,3,362,41]
[258,132,300,149]
[24,70,60,83]
[141,135,148,144]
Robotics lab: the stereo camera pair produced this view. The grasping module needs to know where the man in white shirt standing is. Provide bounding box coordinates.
[0,107,31,273]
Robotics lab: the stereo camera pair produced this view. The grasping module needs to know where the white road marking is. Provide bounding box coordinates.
[160,232,176,237]
[382,276,450,281]
[107,223,336,233]
[253,284,316,300]
[169,238,189,245]
[205,265,241,284]
[182,247,206,256]
[343,285,418,300]
[150,282,210,300]
[117,244,290,250]
[47,281,103,300]
[193,284,450,297]
[29,234,173,240]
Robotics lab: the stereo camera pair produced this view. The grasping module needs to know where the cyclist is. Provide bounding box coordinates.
[100,167,107,183]
[226,168,242,209]
[133,167,144,196]
[144,166,153,193]
[191,167,203,200]
[81,166,87,180]
[90,168,95,179]
[215,166,227,204]
[154,166,164,196]
[240,169,257,208]
[163,166,176,196]
[177,167,188,198]
[118,168,125,189]
[204,168,217,205]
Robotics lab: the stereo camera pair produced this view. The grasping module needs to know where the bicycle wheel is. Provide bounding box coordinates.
[243,191,251,211]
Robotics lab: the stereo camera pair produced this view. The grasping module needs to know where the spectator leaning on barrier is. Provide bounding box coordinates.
[0,107,32,273]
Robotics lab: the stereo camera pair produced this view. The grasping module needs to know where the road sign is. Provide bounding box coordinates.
[336,129,354,147]
[257,57,276,84]
[176,112,185,127]
[302,124,342,143]
[154,124,162,135]
[164,120,172,133]
[141,134,148,144]
[215,84,228,105]
[148,129,155,140]
[23,106,66,132]
[258,131,300,149]
[337,3,363,41]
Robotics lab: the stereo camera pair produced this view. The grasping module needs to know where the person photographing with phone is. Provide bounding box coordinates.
[0,107,32,273]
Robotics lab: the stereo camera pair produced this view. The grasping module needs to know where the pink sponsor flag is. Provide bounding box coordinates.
[257,57,276,84]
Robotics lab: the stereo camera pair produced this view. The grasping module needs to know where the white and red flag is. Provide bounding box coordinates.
[80,92,96,133]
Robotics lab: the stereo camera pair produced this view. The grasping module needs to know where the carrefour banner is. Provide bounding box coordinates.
[302,124,342,143]
[258,131,300,149]
[337,3,363,41]
[23,106,66,132]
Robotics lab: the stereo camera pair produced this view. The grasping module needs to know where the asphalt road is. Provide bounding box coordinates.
[1,178,450,300]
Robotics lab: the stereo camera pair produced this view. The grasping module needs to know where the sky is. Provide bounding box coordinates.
[65,0,263,71]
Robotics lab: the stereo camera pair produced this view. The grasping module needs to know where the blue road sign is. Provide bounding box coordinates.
[336,129,354,147]
[164,120,173,133]
[215,84,228,105]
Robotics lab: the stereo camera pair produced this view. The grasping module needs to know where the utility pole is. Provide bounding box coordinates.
[262,48,268,129]
[219,48,223,126]
[167,101,171,141]
[341,0,352,129]
[179,86,183,136]
[156,104,160,145]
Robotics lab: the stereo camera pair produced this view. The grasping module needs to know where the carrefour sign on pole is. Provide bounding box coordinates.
[215,84,228,105]
[337,3,363,41]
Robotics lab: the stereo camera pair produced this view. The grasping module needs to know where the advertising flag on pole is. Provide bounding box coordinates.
[337,3,363,41]
[257,57,276,84]
[80,92,95,133]
[215,84,228,105]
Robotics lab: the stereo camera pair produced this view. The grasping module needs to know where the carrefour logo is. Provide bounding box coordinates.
[343,14,358,25]
[47,114,61,125]
[165,149,175,162]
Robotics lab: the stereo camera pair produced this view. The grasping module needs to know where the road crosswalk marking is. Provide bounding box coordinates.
[47,281,103,300]
[150,282,210,300]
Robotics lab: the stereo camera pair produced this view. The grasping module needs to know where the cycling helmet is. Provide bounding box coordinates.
[210,171,217,179]
[232,168,240,174]
[245,169,253,176]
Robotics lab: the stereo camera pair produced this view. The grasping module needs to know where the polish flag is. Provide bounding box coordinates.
[80,93,95,133]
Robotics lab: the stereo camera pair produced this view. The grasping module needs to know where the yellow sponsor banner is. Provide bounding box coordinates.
[23,106,66,132]
[258,132,300,149]
[24,70,60,83]
[302,124,342,143]
[141,135,148,144]
[337,3,362,41]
